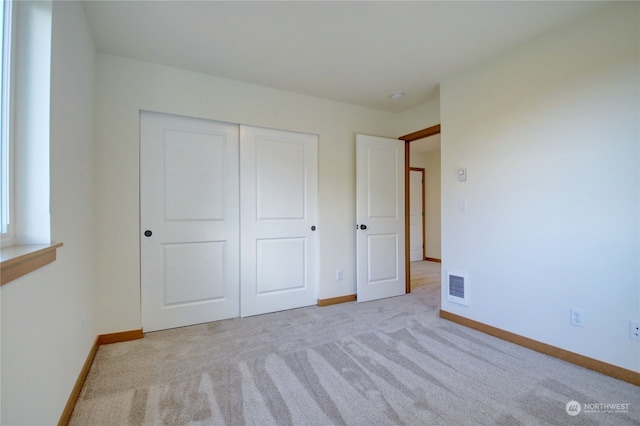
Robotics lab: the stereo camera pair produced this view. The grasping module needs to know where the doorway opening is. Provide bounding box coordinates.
[409,167,425,263]
[399,124,441,293]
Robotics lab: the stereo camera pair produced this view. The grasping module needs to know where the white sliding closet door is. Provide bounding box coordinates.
[240,126,319,317]
[140,111,240,332]
[141,114,319,331]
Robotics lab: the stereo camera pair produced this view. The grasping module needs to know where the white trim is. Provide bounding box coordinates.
[0,0,13,243]
[12,0,51,245]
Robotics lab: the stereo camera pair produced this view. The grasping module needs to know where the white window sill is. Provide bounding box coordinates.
[0,242,63,285]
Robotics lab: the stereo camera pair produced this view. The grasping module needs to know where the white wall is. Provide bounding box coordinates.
[410,151,428,260]
[397,97,440,136]
[410,148,441,260]
[424,148,441,259]
[94,55,411,333]
[403,98,442,260]
[440,2,639,371]
[0,2,97,424]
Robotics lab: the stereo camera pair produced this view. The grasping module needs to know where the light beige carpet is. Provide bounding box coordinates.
[70,279,639,425]
[410,260,441,291]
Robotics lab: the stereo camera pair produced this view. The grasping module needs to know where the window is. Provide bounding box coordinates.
[0,0,12,244]
[0,0,60,286]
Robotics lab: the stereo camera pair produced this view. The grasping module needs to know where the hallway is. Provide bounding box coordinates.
[410,260,441,291]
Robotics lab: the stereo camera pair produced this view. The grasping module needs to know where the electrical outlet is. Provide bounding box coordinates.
[570,308,584,327]
[336,269,343,281]
[630,321,640,341]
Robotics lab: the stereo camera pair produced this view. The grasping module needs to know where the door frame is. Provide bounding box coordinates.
[409,167,426,262]
[399,124,441,294]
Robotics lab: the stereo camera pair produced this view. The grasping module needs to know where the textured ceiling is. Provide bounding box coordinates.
[82,1,607,113]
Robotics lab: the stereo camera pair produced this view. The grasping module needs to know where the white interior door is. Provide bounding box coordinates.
[356,134,406,302]
[240,126,318,317]
[140,111,240,332]
[409,169,424,262]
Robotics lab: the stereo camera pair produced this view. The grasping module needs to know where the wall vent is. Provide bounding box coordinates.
[447,272,469,306]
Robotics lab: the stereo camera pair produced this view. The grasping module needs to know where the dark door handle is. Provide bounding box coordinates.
[144,230,152,237]
[311,226,316,231]
[360,224,367,230]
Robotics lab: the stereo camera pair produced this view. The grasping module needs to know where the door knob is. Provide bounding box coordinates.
[360,224,367,230]
[311,226,316,231]
[144,230,152,237]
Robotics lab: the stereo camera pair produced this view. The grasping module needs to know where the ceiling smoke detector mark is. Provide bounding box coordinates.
[389,92,405,101]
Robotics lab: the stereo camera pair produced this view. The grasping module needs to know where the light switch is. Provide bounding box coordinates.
[458,200,467,212]
[458,168,467,181]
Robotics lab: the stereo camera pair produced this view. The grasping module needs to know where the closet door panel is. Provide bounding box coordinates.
[240,126,318,317]
[140,111,240,332]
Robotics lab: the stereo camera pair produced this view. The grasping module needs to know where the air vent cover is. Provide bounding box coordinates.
[447,272,469,306]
